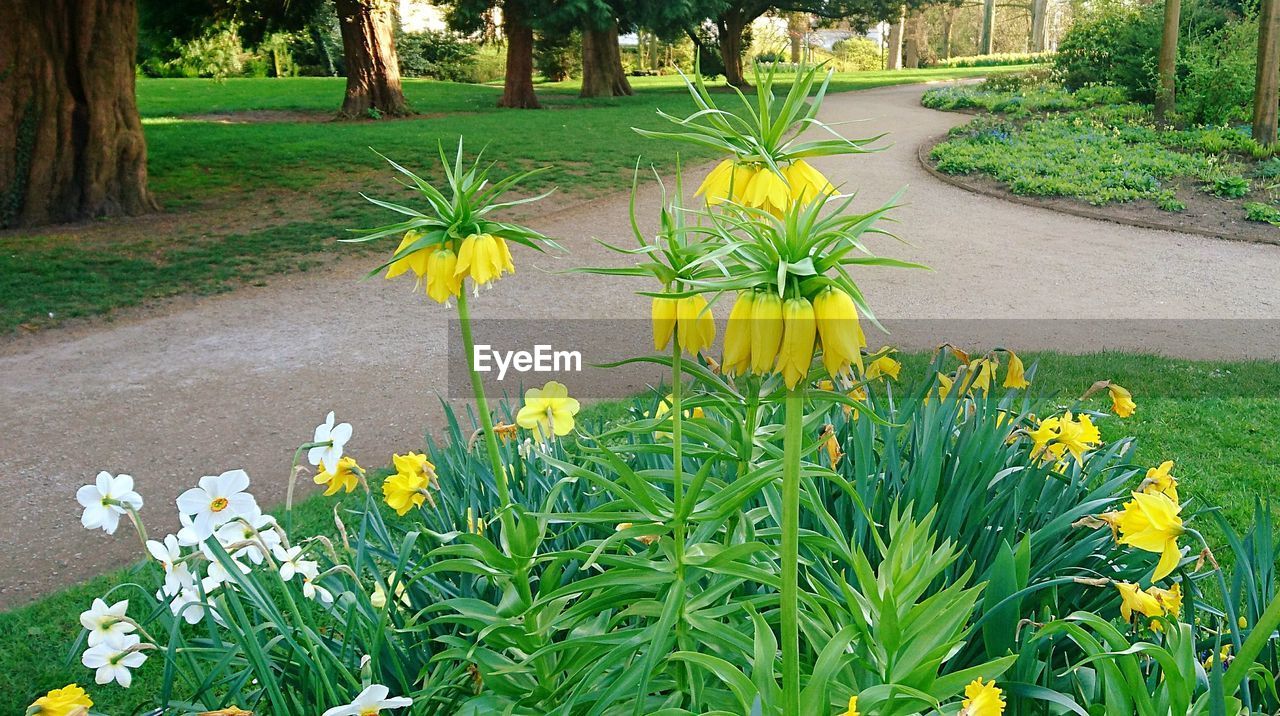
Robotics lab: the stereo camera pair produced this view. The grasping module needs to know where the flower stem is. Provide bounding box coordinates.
[671,338,686,571]
[781,385,805,714]
[125,506,149,554]
[456,291,514,517]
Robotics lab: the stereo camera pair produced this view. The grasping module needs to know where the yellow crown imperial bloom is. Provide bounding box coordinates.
[455,233,514,286]
[314,455,360,496]
[841,695,860,716]
[743,166,791,216]
[1116,581,1165,623]
[785,159,837,204]
[651,296,678,351]
[865,352,901,381]
[1114,491,1185,581]
[384,230,430,280]
[696,159,756,205]
[722,291,756,376]
[425,248,462,303]
[676,294,716,356]
[777,297,817,389]
[961,677,1006,716]
[814,287,866,379]
[29,684,93,716]
[516,380,581,442]
[383,452,438,516]
[1143,460,1180,504]
[1003,351,1030,389]
[750,292,785,374]
[1109,383,1136,418]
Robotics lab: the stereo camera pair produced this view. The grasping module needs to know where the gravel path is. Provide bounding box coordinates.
[3,81,1279,608]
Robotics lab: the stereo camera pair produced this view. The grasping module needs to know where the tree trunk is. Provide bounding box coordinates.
[500,1,540,109]
[1254,0,1280,145]
[886,8,905,70]
[787,12,805,64]
[941,7,958,59]
[0,0,156,228]
[335,0,408,117]
[580,20,633,98]
[718,12,751,87]
[981,0,997,54]
[1154,0,1181,125]
[1030,0,1049,52]
[904,12,921,68]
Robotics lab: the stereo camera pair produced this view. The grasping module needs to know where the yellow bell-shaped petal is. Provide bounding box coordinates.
[722,291,756,376]
[1003,350,1030,389]
[455,233,512,286]
[676,294,715,356]
[1109,383,1136,418]
[777,297,816,389]
[814,287,865,379]
[651,296,678,351]
[425,248,461,303]
[385,230,430,279]
[785,159,836,205]
[749,292,784,374]
[696,160,756,205]
[743,166,790,215]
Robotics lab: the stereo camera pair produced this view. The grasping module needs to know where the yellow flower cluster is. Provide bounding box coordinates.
[314,455,360,496]
[382,452,438,516]
[385,231,515,303]
[722,288,865,389]
[1115,581,1182,627]
[1027,411,1101,465]
[652,295,716,356]
[696,159,836,215]
[1101,490,1185,581]
[29,684,92,716]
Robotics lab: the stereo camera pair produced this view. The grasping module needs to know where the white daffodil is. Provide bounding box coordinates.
[176,512,202,547]
[301,565,334,605]
[320,684,413,716]
[76,472,143,534]
[176,469,258,541]
[79,598,136,648]
[213,508,281,565]
[308,411,353,474]
[204,557,250,592]
[157,561,197,599]
[82,632,147,688]
[166,583,209,625]
[146,534,182,572]
[272,544,317,583]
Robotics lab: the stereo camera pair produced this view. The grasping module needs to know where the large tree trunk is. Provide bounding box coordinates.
[787,12,806,64]
[335,0,408,117]
[886,8,905,70]
[580,19,633,98]
[0,0,155,228]
[904,12,922,68]
[1153,0,1181,125]
[718,11,751,88]
[1254,0,1280,145]
[1030,0,1049,52]
[500,1,540,109]
[981,0,997,54]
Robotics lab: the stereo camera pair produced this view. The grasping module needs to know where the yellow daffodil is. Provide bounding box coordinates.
[1109,383,1136,418]
[965,358,996,394]
[777,297,816,389]
[29,684,93,716]
[696,159,756,205]
[961,677,1006,716]
[722,291,756,376]
[385,230,429,280]
[425,248,462,303]
[516,381,581,442]
[1113,491,1185,581]
[615,522,660,545]
[455,233,514,286]
[786,159,836,204]
[1116,581,1165,623]
[750,292,785,374]
[1205,644,1233,670]
[936,372,955,402]
[676,295,716,356]
[743,166,790,215]
[198,708,253,716]
[841,695,860,716]
[865,351,901,381]
[1027,416,1061,461]
[652,296,678,351]
[1054,411,1101,462]
[814,287,865,378]
[821,424,843,468]
[1003,351,1029,389]
[1148,582,1183,626]
[383,452,437,516]
[465,507,487,535]
[314,456,360,496]
[1143,460,1180,504]
[1239,615,1248,629]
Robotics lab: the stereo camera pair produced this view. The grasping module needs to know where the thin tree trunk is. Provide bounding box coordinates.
[718,12,751,87]
[500,1,540,108]
[1154,0,1181,125]
[981,0,997,54]
[580,19,633,98]
[1030,0,1049,52]
[941,6,958,58]
[335,0,408,117]
[0,0,156,228]
[1254,0,1280,144]
[886,8,905,70]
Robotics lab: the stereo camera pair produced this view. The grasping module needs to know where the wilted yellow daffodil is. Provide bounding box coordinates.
[383,452,437,516]
[651,296,678,351]
[696,159,757,205]
[516,381,581,442]
[615,522,660,545]
[1110,491,1185,581]
[865,351,901,381]
[777,297,816,389]
[936,372,955,402]
[455,233,514,287]
[814,287,865,379]
[1116,581,1165,622]
[1143,460,1180,503]
[785,160,836,204]
[314,456,360,496]
[965,358,996,394]
[425,248,461,303]
[841,695,860,716]
[750,292,785,374]
[198,707,253,716]
[722,292,756,376]
[29,684,93,716]
[961,677,1006,715]
[1003,351,1029,389]
[1148,583,1183,625]
[676,295,716,356]
[1109,383,1136,417]
[820,423,843,468]
[743,167,791,216]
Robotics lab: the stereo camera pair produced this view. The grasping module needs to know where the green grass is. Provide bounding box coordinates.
[3,349,1276,712]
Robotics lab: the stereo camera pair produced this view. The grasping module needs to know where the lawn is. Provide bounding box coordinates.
[4,349,1277,712]
[0,66,1036,334]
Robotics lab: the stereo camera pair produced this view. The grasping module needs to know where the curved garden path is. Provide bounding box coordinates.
[3,81,1279,607]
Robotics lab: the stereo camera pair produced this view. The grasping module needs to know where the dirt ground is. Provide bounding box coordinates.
[3,81,1280,608]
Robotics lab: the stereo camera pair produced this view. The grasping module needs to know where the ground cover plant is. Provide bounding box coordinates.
[0,66,1035,336]
[21,68,1280,715]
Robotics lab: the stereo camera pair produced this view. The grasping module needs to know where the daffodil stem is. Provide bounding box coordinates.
[670,340,686,571]
[781,386,804,715]
[125,506,149,554]
[456,291,515,519]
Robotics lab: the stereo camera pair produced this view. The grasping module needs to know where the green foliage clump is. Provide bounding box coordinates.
[830,37,885,72]
[1180,17,1259,125]
[1054,4,1161,101]
[397,31,479,82]
[934,51,1054,68]
[1206,174,1251,198]
[1244,201,1280,224]
[922,78,1122,116]
[534,31,581,82]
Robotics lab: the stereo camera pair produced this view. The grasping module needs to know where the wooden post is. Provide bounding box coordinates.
[1254,0,1280,145]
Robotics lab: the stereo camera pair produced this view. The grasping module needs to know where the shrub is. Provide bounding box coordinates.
[1245,201,1280,224]
[830,37,884,72]
[1054,5,1161,101]
[169,23,247,79]
[1207,174,1251,198]
[534,31,580,82]
[1180,17,1258,125]
[935,51,1054,68]
[397,31,478,82]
